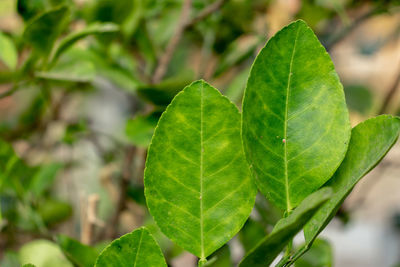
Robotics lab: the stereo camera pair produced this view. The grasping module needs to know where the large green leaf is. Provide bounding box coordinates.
[0,32,17,70]
[303,115,400,244]
[94,227,167,267]
[50,22,119,66]
[238,187,332,267]
[242,20,350,211]
[56,235,98,267]
[23,5,70,56]
[144,80,257,261]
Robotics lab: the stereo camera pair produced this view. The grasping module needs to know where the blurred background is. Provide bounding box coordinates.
[0,0,399,266]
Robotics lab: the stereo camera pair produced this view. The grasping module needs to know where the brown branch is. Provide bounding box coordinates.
[81,194,103,245]
[104,146,136,239]
[152,0,226,83]
[378,65,400,114]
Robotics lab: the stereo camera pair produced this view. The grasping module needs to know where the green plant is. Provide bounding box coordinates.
[52,19,400,267]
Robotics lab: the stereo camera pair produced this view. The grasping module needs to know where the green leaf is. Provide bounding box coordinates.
[0,32,17,70]
[37,198,72,226]
[295,239,333,267]
[22,264,36,267]
[56,235,99,267]
[303,115,400,245]
[50,22,119,66]
[238,187,332,267]
[29,163,62,197]
[344,84,374,115]
[94,227,167,267]
[23,5,70,56]
[125,112,159,147]
[144,80,257,260]
[242,19,350,211]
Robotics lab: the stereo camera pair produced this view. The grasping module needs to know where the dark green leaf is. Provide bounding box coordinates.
[23,5,70,56]
[37,198,72,226]
[95,227,167,267]
[29,163,62,197]
[56,235,99,267]
[304,115,400,245]
[238,218,268,253]
[242,20,350,211]
[145,80,256,260]
[239,187,332,267]
[344,84,374,115]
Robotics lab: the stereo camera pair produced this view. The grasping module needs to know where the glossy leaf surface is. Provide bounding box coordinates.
[145,80,256,259]
[239,187,332,267]
[242,20,350,211]
[304,115,400,245]
[95,227,167,267]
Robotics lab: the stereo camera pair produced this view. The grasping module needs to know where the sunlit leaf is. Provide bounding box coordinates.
[95,227,167,267]
[242,20,350,211]
[145,80,256,261]
[0,32,17,70]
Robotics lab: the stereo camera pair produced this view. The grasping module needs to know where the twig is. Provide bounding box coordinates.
[152,0,192,84]
[81,194,103,245]
[0,85,18,99]
[325,5,387,51]
[378,65,400,114]
[104,146,136,239]
[152,0,226,83]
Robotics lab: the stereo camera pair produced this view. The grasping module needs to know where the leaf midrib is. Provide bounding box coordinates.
[200,82,205,259]
[284,26,300,212]
[133,229,144,267]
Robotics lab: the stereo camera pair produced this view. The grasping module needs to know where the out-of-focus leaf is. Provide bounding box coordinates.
[238,218,267,253]
[62,120,88,145]
[17,0,47,21]
[56,235,99,267]
[214,35,260,77]
[127,185,146,206]
[19,240,73,267]
[242,20,350,211]
[0,32,18,70]
[23,5,70,56]
[95,227,167,267]
[295,239,333,267]
[29,163,62,197]
[125,112,159,147]
[145,80,256,260]
[36,60,96,83]
[206,245,231,267]
[238,188,332,267]
[37,198,72,226]
[0,251,20,267]
[137,71,194,106]
[344,84,373,115]
[224,67,250,105]
[51,22,119,66]
[22,264,36,267]
[121,0,144,38]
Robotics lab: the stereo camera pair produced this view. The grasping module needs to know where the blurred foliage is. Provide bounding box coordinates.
[0,0,399,266]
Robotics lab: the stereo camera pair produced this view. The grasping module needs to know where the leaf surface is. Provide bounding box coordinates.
[145,80,256,259]
[304,115,400,245]
[239,187,332,267]
[242,20,350,211]
[0,32,17,69]
[95,227,167,267]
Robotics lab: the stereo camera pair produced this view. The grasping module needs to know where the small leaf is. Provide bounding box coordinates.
[94,227,167,267]
[50,22,119,66]
[125,112,160,147]
[56,235,99,267]
[303,115,400,245]
[23,5,70,55]
[242,20,350,211]
[145,80,256,260]
[29,163,62,197]
[0,32,17,69]
[239,187,332,267]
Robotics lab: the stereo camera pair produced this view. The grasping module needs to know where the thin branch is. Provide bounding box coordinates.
[152,0,226,83]
[325,5,387,51]
[104,146,136,239]
[0,85,18,99]
[378,65,400,114]
[81,194,103,245]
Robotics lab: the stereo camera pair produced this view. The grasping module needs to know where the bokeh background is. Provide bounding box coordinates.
[0,0,399,266]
